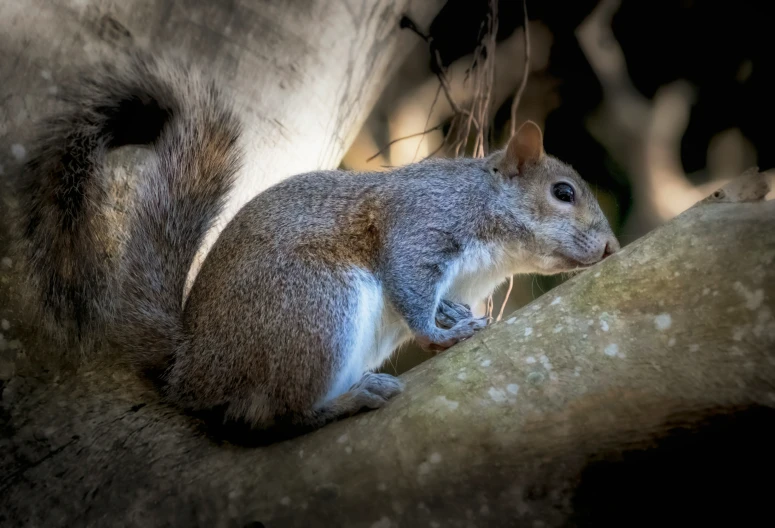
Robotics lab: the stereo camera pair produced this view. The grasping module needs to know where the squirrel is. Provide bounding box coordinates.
[18,52,619,438]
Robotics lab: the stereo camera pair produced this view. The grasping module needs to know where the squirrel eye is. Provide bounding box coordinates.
[552,182,575,203]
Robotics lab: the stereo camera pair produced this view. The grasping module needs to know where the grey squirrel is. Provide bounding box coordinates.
[18,52,619,436]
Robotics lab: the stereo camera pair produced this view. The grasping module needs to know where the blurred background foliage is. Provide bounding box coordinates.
[342,0,774,374]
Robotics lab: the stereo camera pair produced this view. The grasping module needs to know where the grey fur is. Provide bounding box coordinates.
[18,53,618,437]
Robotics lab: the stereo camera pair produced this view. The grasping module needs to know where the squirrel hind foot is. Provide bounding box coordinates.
[347,372,405,403]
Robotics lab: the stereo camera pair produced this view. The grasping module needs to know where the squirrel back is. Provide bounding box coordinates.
[18,52,242,373]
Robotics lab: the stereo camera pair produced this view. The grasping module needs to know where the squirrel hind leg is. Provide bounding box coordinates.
[223,374,404,430]
[203,372,404,445]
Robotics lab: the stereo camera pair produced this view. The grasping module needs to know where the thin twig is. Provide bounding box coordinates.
[434,49,468,118]
[509,0,531,138]
[412,83,443,162]
[496,276,514,322]
[447,4,496,160]
[477,11,497,157]
[366,123,446,162]
[496,0,530,321]
[399,16,430,42]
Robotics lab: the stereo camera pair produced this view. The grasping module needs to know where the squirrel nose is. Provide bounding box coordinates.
[602,238,620,259]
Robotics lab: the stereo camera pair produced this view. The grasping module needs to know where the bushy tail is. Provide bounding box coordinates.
[18,52,242,373]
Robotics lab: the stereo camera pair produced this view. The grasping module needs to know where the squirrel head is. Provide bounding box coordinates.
[484,121,619,274]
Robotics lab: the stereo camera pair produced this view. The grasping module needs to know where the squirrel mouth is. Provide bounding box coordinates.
[553,253,600,272]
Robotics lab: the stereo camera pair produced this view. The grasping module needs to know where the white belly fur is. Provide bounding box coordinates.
[320,270,411,403]
[441,242,512,308]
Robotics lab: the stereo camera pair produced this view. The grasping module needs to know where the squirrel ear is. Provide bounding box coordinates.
[504,121,545,173]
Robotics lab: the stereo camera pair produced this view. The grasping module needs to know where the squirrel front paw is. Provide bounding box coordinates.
[435,299,475,329]
[418,309,488,352]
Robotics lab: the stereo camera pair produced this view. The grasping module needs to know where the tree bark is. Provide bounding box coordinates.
[2,171,773,526]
